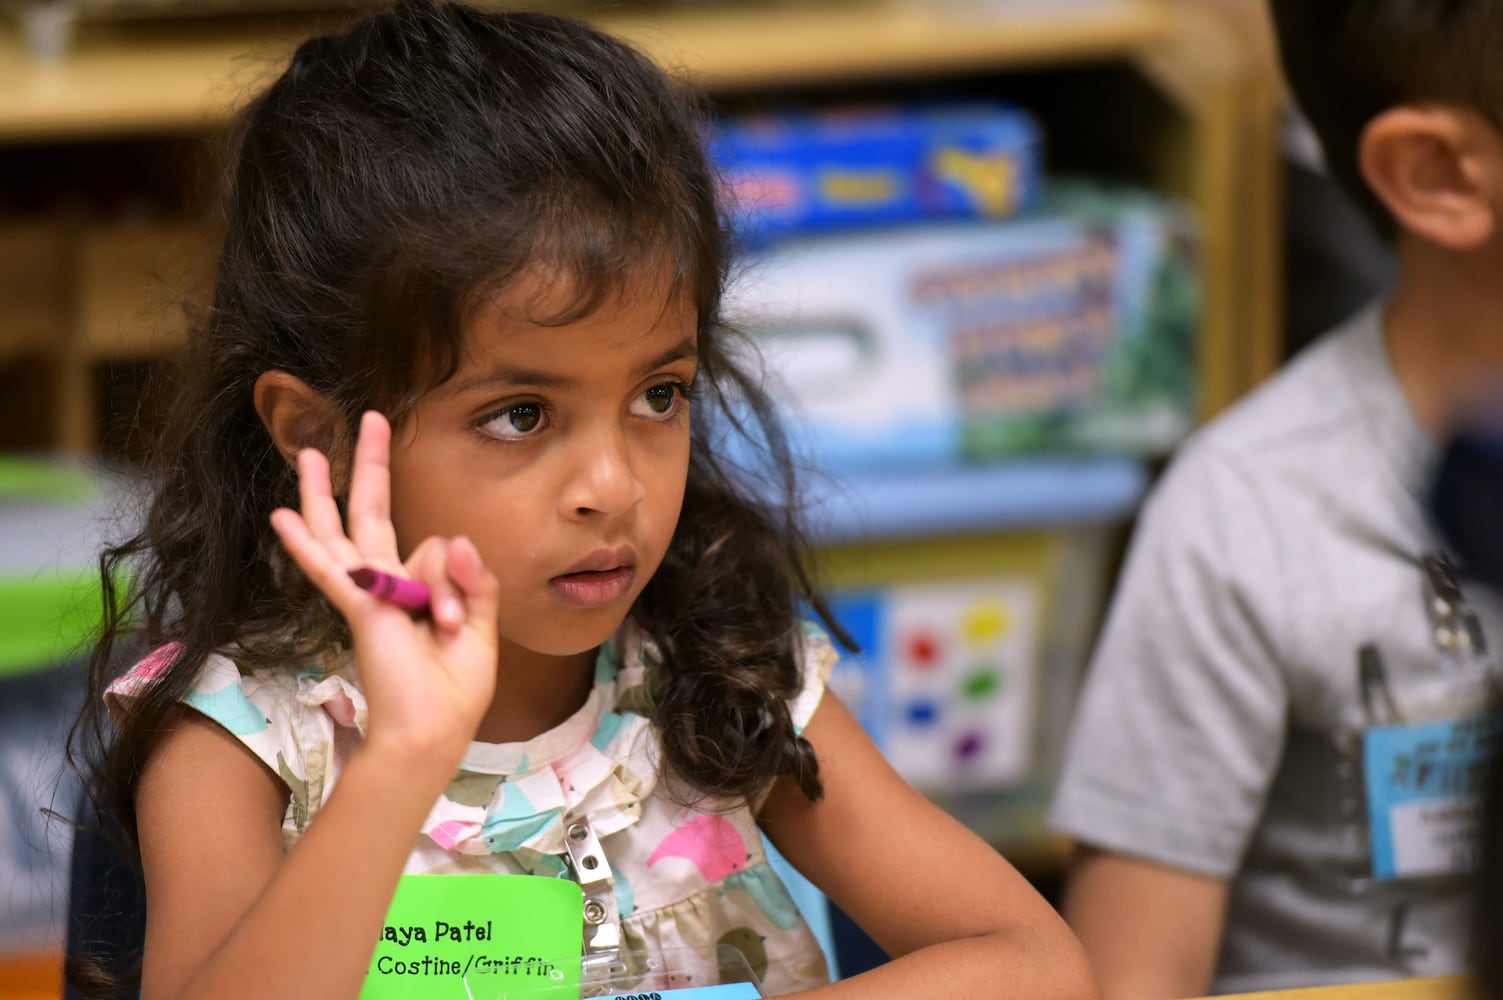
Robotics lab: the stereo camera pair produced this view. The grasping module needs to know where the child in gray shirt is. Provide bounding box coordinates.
[1051,3,1503,995]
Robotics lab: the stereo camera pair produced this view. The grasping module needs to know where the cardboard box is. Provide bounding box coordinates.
[710,102,1041,248]
[724,184,1199,468]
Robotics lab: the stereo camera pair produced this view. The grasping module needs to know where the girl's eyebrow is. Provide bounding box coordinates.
[634,338,699,376]
[440,337,699,397]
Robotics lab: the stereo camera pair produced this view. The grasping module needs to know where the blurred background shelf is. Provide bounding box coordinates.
[805,457,1149,545]
[0,1,1172,139]
[0,0,1282,455]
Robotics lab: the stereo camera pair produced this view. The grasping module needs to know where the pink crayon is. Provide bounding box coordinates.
[347,567,431,615]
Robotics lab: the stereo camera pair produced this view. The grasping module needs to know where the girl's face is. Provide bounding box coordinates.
[386,270,697,663]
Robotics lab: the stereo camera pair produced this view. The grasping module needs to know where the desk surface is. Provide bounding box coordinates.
[1204,975,1471,1000]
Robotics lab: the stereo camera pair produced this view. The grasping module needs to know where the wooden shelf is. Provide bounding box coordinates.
[0,0,1172,140]
[74,220,215,360]
[0,19,298,140]
[0,221,68,362]
[606,0,1172,91]
[1204,976,1467,1000]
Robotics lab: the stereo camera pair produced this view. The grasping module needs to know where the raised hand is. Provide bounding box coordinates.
[269,411,499,770]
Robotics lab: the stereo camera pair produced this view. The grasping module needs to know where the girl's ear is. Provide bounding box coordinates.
[1359,103,1502,251]
[253,371,351,492]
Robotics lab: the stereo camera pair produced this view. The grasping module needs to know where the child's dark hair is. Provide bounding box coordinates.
[1267,0,1503,236]
[69,0,843,892]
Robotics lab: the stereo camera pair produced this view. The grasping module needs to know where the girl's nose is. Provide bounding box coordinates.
[561,427,646,518]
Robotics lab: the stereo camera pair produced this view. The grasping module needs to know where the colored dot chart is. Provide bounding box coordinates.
[827,578,1039,792]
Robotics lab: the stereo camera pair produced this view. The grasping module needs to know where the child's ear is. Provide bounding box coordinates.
[1359,104,1502,251]
[253,371,352,492]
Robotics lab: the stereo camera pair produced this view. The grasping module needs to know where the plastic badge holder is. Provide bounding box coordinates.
[463,944,764,999]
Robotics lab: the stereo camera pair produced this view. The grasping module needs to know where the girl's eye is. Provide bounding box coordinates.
[479,403,545,439]
[630,382,687,419]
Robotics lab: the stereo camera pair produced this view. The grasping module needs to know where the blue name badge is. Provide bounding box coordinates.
[1362,713,1501,880]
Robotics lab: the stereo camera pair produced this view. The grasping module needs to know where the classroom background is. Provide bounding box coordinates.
[0,0,1388,996]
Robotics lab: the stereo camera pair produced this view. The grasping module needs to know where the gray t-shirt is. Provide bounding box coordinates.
[1050,301,1502,993]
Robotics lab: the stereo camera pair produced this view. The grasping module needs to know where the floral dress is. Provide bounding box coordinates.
[107,623,837,996]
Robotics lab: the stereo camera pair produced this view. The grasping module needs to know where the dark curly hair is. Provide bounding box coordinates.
[66,5,847,992]
[1268,0,1503,237]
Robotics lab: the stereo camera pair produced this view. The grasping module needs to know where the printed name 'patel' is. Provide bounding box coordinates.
[380,920,494,947]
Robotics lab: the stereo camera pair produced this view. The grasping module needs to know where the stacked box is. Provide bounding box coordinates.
[708,102,1042,248]
[723,183,1199,468]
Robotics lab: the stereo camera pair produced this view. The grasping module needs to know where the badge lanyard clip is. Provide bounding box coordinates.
[1422,553,1487,660]
[561,817,622,975]
[1359,643,1403,727]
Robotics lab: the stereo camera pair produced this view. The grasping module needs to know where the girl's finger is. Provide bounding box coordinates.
[269,507,365,614]
[404,536,466,631]
[444,535,500,637]
[346,412,401,561]
[295,449,362,565]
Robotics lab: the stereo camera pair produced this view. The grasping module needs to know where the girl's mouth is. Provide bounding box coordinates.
[549,567,634,607]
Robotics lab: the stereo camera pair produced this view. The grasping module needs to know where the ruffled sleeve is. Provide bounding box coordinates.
[742,623,838,815]
[105,646,354,836]
[788,621,838,735]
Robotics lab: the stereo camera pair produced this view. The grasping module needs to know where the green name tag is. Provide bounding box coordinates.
[362,874,583,999]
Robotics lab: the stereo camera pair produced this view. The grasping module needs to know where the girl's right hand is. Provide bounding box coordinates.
[269,410,499,772]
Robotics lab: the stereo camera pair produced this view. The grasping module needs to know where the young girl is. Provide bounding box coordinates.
[70,3,1096,997]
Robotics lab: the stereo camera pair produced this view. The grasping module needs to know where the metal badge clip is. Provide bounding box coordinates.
[1359,643,1403,726]
[1422,553,1487,658]
[561,817,622,967]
